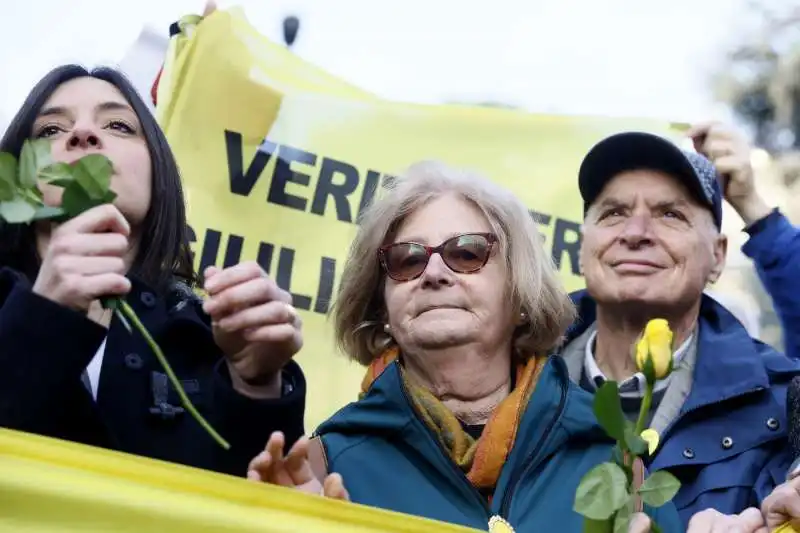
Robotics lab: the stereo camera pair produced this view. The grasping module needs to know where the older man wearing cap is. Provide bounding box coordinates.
[559,124,800,530]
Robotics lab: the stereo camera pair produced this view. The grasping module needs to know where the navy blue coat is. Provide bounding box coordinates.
[0,266,306,477]
[566,291,800,527]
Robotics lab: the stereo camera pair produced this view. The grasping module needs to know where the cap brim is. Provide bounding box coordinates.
[578,131,708,211]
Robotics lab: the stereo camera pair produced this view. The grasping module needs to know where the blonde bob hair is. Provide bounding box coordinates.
[332,160,576,366]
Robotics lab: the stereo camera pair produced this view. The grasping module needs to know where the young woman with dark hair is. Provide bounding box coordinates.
[0,65,307,477]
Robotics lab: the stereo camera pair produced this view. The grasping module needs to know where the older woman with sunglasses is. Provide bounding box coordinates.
[246,161,682,533]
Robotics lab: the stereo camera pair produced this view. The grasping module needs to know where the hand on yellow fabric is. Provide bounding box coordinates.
[247,432,350,501]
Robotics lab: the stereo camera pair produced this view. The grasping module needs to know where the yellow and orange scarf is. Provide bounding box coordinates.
[360,347,547,494]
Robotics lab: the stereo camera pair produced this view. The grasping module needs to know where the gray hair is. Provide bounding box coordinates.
[331,160,577,366]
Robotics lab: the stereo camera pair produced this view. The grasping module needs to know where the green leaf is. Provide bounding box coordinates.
[624,427,648,457]
[61,181,100,218]
[101,189,117,203]
[638,470,681,508]
[593,381,626,442]
[574,462,630,520]
[32,205,65,220]
[583,518,613,533]
[45,178,75,189]
[72,155,113,200]
[612,498,634,533]
[76,154,113,185]
[39,162,73,184]
[0,199,37,223]
[0,153,18,201]
[19,139,52,189]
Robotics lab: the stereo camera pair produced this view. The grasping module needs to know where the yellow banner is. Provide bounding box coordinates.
[156,7,688,430]
[0,7,696,533]
[0,428,478,533]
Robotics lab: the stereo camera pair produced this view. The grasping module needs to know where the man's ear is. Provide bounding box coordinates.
[707,233,727,284]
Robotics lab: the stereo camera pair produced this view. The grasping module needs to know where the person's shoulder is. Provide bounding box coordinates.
[755,339,800,384]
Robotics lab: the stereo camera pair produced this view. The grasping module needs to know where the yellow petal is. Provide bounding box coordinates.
[644,319,673,349]
[640,429,660,455]
[635,337,649,372]
[650,345,672,380]
[644,318,670,335]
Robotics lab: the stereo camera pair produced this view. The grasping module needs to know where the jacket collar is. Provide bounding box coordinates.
[315,356,611,488]
[564,290,797,411]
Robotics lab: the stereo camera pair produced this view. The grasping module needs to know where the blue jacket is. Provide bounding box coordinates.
[565,290,800,527]
[742,209,800,359]
[315,356,682,532]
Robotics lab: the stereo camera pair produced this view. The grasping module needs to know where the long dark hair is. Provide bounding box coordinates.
[0,65,196,291]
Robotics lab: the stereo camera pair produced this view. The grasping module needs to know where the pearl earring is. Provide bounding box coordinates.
[520,312,528,322]
[383,323,391,334]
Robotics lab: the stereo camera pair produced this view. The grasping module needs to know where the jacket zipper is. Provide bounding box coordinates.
[498,376,568,517]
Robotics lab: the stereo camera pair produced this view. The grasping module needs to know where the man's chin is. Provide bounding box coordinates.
[595,285,669,307]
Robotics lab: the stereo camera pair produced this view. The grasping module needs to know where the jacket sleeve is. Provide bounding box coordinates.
[210,358,306,477]
[0,267,106,434]
[741,209,800,359]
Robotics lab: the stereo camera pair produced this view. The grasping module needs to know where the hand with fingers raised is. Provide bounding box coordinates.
[247,431,349,500]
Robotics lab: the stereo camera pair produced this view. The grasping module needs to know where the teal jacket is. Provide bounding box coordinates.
[314,356,683,532]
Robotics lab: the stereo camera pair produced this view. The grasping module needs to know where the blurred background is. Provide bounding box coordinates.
[1,0,797,350]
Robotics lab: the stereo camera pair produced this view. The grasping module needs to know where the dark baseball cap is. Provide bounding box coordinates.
[578,131,723,229]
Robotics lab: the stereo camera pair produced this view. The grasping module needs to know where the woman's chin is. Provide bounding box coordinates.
[406,326,475,350]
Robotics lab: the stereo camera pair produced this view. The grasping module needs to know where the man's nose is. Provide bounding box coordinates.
[65,128,102,151]
[618,214,654,248]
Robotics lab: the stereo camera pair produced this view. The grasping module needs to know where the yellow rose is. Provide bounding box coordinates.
[634,319,674,382]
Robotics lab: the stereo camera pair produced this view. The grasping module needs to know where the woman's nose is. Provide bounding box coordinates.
[420,253,456,287]
[65,128,102,151]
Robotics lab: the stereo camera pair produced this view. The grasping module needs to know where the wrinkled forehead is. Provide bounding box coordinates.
[590,169,705,211]
[387,193,495,245]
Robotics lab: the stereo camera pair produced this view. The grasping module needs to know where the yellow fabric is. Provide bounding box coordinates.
[154,6,689,431]
[360,348,547,492]
[0,428,480,533]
